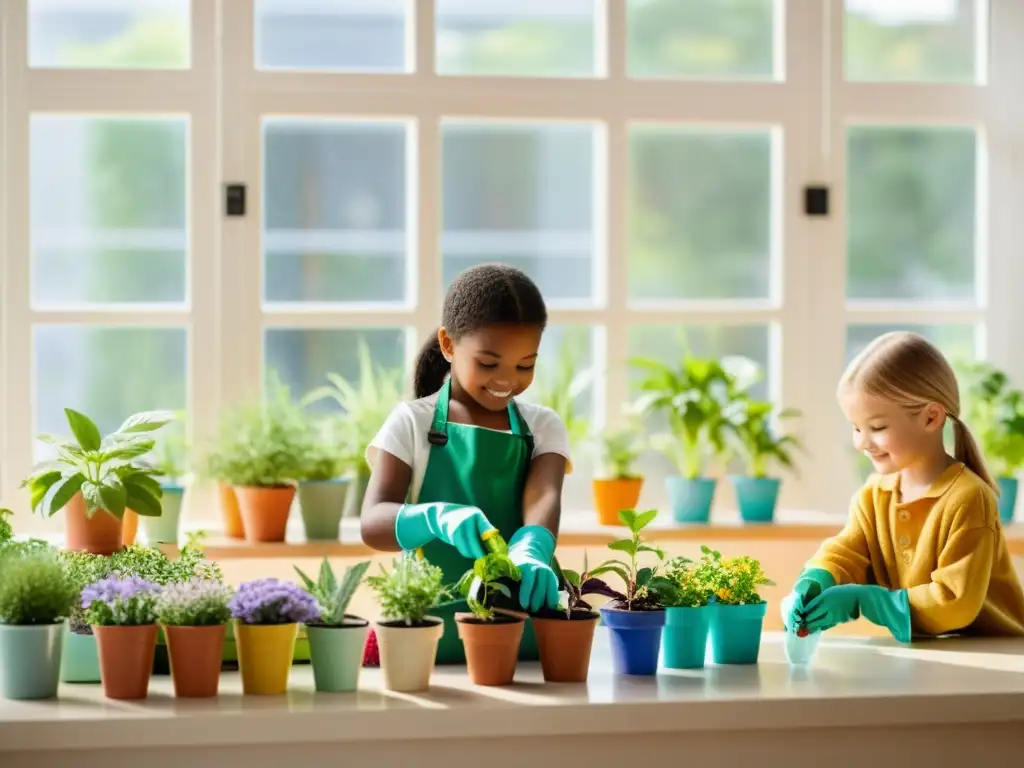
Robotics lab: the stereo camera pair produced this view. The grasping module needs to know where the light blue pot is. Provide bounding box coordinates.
[60,626,101,683]
[142,485,185,545]
[709,602,767,665]
[731,476,781,523]
[665,476,716,524]
[997,477,1017,524]
[0,623,64,700]
[661,605,711,669]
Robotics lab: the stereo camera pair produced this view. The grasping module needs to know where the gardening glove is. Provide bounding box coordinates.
[803,584,912,643]
[394,502,496,561]
[508,525,559,613]
[781,567,836,631]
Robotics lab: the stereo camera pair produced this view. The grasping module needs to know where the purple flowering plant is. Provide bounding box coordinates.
[229,578,321,625]
[155,578,234,627]
[81,575,161,626]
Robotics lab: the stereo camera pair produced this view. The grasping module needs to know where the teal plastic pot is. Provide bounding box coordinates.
[60,626,101,683]
[306,618,369,692]
[0,623,64,699]
[298,479,350,541]
[731,476,780,523]
[343,470,370,518]
[996,477,1018,524]
[662,605,711,669]
[142,485,185,544]
[709,602,767,665]
[665,476,716,523]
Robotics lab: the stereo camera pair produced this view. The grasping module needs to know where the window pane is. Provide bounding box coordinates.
[845,0,981,83]
[256,0,407,72]
[29,0,189,69]
[629,127,773,301]
[34,326,187,458]
[436,0,596,77]
[627,0,776,80]
[31,116,188,306]
[264,328,408,410]
[847,126,976,301]
[263,120,409,305]
[443,123,596,302]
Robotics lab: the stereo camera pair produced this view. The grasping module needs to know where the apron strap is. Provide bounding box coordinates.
[428,377,535,454]
[508,399,535,456]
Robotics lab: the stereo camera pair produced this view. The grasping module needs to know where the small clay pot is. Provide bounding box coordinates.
[219,484,245,538]
[163,624,226,698]
[64,493,123,555]
[234,485,296,543]
[93,624,158,700]
[532,611,599,683]
[456,613,525,686]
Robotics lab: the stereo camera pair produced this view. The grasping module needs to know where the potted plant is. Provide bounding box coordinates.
[594,509,672,675]
[0,549,77,700]
[590,414,645,526]
[961,362,1024,523]
[301,340,405,518]
[141,411,190,544]
[632,353,756,523]
[727,398,802,523]
[453,539,525,686]
[366,553,449,692]
[23,408,174,554]
[703,547,773,665]
[531,553,618,683]
[655,552,714,669]
[229,577,320,695]
[56,551,111,683]
[295,415,353,541]
[81,575,162,699]
[155,578,233,698]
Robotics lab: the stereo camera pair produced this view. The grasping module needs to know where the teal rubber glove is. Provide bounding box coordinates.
[803,584,912,643]
[394,502,496,561]
[508,525,559,613]
[782,568,836,631]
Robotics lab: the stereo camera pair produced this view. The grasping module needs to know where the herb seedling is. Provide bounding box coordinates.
[366,553,450,627]
[294,557,371,626]
[550,552,621,618]
[455,534,522,621]
[591,509,670,611]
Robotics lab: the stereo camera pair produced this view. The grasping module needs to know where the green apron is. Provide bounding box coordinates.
[414,378,539,664]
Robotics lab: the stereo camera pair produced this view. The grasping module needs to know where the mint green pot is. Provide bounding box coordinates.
[343,470,370,519]
[0,623,64,700]
[661,605,711,669]
[142,485,185,544]
[709,602,767,665]
[298,479,350,541]
[306,619,369,692]
[60,626,101,683]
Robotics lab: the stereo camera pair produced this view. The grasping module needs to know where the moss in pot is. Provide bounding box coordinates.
[295,557,371,692]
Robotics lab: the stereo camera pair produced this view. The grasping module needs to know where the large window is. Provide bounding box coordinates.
[3,0,1023,534]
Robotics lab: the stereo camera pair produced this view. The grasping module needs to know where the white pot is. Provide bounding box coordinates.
[374,618,443,692]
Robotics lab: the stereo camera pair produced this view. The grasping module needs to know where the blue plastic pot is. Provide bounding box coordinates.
[60,625,101,683]
[997,477,1017,524]
[662,605,711,669]
[599,606,666,676]
[0,623,64,699]
[731,476,781,523]
[709,602,767,665]
[665,476,716,524]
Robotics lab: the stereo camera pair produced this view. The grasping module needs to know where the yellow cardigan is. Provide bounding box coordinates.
[808,462,1024,637]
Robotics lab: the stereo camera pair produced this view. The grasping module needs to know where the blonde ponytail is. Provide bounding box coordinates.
[952,417,999,494]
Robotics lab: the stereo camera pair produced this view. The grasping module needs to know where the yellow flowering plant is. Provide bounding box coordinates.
[700,546,773,606]
[654,555,715,608]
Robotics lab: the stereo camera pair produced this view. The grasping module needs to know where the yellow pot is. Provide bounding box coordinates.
[233,620,297,695]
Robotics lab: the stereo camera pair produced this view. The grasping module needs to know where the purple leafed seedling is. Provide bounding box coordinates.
[551,552,623,619]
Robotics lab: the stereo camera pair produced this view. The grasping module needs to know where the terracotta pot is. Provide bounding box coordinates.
[93,624,158,700]
[121,509,139,546]
[592,477,644,526]
[456,614,525,686]
[64,493,123,555]
[163,624,226,698]
[532,612,599,683]
[219,484,245,539]
[234,486,296,542]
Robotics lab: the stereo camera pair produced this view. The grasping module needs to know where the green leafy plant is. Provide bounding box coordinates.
[22,408,174,520]
[107,534,223,586]
[960,362,1024,477]
[0,551,78,625]
[592,413,645,479]
[0,508,12,545]
[296,414,353,482]
[654,555,714,608]
[550,552,621,618]
[294,557,371,626]
[728,400,803,477]
[532,338,595,449]
[366,553,450,627]
[590,509,670,611]
[455,538,522,621]
[699,546,773,605]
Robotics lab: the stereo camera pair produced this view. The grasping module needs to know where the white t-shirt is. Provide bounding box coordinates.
[366,392,573,505]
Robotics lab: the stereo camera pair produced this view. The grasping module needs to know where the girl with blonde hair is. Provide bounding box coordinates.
[782,331,1024,641]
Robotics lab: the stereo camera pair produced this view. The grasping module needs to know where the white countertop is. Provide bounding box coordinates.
[3,632,1024,753]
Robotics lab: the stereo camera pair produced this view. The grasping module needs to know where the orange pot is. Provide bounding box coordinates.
[93,624,158,700]
[219,484,245,539]
[234,485,296,543]
[592,477,644,526]
[64,493,123,555]
[121,509,139,546]
[533,613,599,683]
[456,614,524,686]
[164,624,225,698]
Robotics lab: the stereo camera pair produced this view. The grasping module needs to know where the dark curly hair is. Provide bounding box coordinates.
[414,264,547,398]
